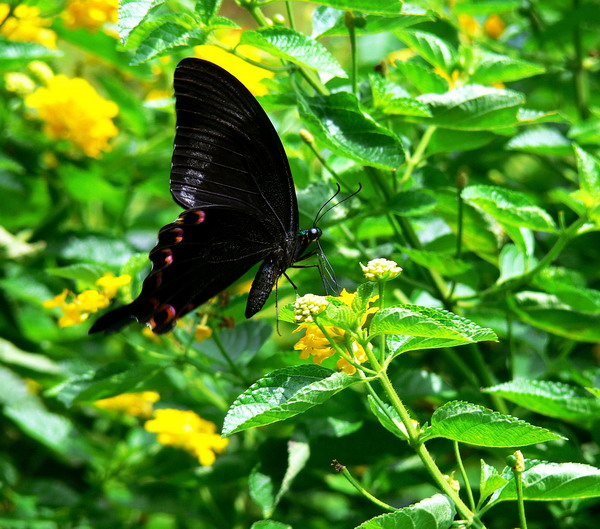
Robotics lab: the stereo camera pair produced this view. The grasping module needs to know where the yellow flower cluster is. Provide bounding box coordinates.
[194,29,274,96]
[293,289,375,375]
[63,0,118,32]
[25,75,119,157]
[0,4,57,48]
[43,273,131,328]
[145,409,229,466]
[96,391,160,418]
[294,293,329,323]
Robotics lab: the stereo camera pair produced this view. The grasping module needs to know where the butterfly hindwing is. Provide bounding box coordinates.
[88,208,276,334]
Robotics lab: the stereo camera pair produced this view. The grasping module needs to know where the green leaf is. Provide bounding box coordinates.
[249,466,276,516]
[50,362,164,407]
[222,365,357,436]
[469,50,545,84]
[370,306,498,343]
[370,76,433,117]
[396,30,457,72]
[427,129,495,155]
[453,0,522,15]
[400,246,472,277]
[387,190,438,216]
[479,460,509,504]
[195,0,221,22]
[425,401,565,447]
[356,494,456,528]
[241,27,346,78]
[497,244,536,284]
[47,264,107,286]
[462,185,557,232]
[418,85,526,130]
[118,0,166,43]
[0,39,61,70]
[367,395,409,440]
[0,338,61,374]
[488,460,600,505]
[516,108,562,125]
[352,281,376,315]
[314,6,428,37]
[390,61,449,94]
[534,268,600,314]
[299,0,403,15]
[509,291,600,342]
[573,145,600,204]
[568,119,600,144]
[484,379,600,423]
[298,92,405,170]
[251,522,291,529]
[506,128,571,156]
[275,439,310,510]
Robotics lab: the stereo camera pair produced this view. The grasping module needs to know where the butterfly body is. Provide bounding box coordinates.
[89,58,320,335]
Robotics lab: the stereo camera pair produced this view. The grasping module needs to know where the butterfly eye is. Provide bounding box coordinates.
[308,227,322,241]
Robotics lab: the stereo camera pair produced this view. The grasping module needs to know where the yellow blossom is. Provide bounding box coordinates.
[59,302,89,328]
[387,48,416,65]
[458,14,480,37]
[145,89,171,102]
[76,289,110,312]
[195,324,213,342]
[484,14,505,40]
[194,29,274,96]
[25,75,119,157]
[0,4,57,48]
[145,409,229,466]
[96,392,160,418]
[434,66,461,89]
[63,0,118,32]
[96,272,131,298]
[293,289,377,375]
[42,289,69,309]
[4,72,35,95]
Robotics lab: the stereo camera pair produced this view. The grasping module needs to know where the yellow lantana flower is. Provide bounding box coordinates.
[293,289,376,375]
[25,75,119,157]
[63,0,118,32]
[96,392,160,418]
[0,4,57,48]
[484,14,506,40]
[145,409,229,466]
[96,272,131,298]
[194,29,274,96]
[195,324,213,342]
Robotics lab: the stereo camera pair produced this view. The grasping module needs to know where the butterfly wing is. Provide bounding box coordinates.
[170,58,298,237]
[89,208,276,334]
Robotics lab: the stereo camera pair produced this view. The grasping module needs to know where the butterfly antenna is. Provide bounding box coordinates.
[313,183,341,227]
[314,183,362,226]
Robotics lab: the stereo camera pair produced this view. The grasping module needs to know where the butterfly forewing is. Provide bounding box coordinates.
[171,58,297,236]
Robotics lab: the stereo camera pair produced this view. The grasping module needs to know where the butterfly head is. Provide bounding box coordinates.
[304,227,322,242]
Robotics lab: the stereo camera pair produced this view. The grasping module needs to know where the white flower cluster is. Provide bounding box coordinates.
[294,294,329,323]
[360,258,402,282]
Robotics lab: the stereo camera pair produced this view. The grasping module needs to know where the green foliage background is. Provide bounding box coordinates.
[1,0,600,528]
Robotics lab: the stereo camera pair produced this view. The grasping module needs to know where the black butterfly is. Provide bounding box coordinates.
[89,58,322,335]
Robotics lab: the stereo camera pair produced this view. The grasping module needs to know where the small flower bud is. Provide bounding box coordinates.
[344,11,355,30]
[360,258,402,282]
[299,128,314,145]
[354,15,367,28]
[273,13,285,25]
[4,73,35,95]
[294,294,328,323]
[27,61,54,84]
[508,450,525,472]
[264,17,273,27]
[456,167,469,190]
[444,472,461,492]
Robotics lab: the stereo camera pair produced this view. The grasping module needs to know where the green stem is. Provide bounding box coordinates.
[212,331,251,386]
[454,441,475,511]
[211,41,292,72]
[514,469,528,529]
[458,216,587,302]
[346,13,359,96]
[335,460,396,512]
[377,371,484,527]
[400,125,437,184]
[572,0,589,120]
[377,282,386,363]
[318,324,378,376]
[285,0,296,30]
